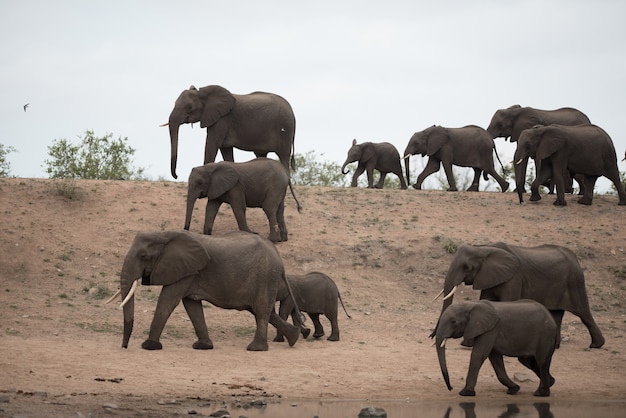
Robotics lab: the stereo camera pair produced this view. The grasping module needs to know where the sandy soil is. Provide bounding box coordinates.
[0,178,624,416]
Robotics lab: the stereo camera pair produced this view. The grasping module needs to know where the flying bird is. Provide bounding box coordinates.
[23,103,29,112]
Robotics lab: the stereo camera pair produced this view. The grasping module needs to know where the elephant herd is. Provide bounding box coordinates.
[107,85,615,398]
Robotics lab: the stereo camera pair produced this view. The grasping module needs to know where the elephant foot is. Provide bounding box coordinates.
[313,331,325,339]
[529,193,542,202]
[273,334,285,342]
[534,387,550,397]
[459,388,476,397]
[327,334,339,341]
[284,325,300,347]
[553,199,567,206]
[268,234,283,243]
[246,339,269,351]
[301,327,311,339]
[446,187,458,192]
[192,339,213,350]
[507,384,520,395]
[576,197,593,205]
[466,184,479,192]
[590,336,605,348]
[550,376,556,387]
[412,184,421,190]
[619,200,626,206]
[501,183,510,193]
[141,339,163,350]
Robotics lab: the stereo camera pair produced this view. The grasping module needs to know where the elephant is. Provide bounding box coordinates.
[436,300,557,397]
[341,139,407,189]
[514,124,626,206]
[106,230,302,351]
[402,125,510,192]
[432,242,605,349]
[163,85,296,179]
[184,158,302,242]
[273,271,352,342]
[487,105,591,193]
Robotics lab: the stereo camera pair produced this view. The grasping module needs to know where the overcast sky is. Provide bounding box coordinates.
[1,1,625,190]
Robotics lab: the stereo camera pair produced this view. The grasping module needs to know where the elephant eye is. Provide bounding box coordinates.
[463,263,472,272]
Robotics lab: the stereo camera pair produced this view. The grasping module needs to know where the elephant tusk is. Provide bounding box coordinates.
[104,289,121,305]
[432,289,445,302]
[401,154,411,161]
[442,285,457,301]
[159,122,169,127]
[515,158,524,165]
[440,338,447,348]
[120,279,139,308]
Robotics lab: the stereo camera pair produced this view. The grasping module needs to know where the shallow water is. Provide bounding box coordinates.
[209,399,626,418]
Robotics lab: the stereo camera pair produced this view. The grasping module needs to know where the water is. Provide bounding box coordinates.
[201,399,626,418]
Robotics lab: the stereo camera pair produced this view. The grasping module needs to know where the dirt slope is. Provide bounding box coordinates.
[0,178,624,415]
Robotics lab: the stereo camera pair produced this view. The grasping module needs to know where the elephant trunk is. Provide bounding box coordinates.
[436,334,453,391]
[169,121,181,180]
[341,160,351,175]
[119,257,138,348]
[184,194,196,230]
[404,155,411,186]
[513,153,527,204]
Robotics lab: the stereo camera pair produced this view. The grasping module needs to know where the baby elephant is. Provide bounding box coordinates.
[184,158,301,242]
[274,272,351,342]
[341,139,407,189]
[435,300,557,397]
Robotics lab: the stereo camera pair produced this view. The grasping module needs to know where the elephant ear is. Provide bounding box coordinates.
[464,301,499,340]
[536,126,567,160]
[207,163,240,200]
[472,246,519,290]
[151,231,209,286]
[198,85,236,128]
[360,142,376,163]
[426,127,448,156]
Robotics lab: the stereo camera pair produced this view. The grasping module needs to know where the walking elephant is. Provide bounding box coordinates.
[514,124,626,206]
[184,158,302,242]
[487,105,591,193]
[273,272,352,342]
[106,230,302,351]
[341,139,407,189]
[432,242,605,348]
[402,125,509,192]
[436,300,557,397]
[163,85,295,179]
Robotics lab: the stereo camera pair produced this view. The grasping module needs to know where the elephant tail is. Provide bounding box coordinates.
[288,180,303,213]
[493,146,505,171]
[338,292,352,319]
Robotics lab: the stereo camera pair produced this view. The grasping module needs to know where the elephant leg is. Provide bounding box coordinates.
[291,309,311,339]
[230,198,253,233]
[247,308,271,351]
[219,146,235,162]
[262,201,282,242]
[203,134,219,165]
[375,172,387,189]
[552,167,569,206]
[604,168,626,204]
[461,334,495,396]
[273,301,290,342]
[182,297,213,350]
[488,353,519,394]
[269,310,299,347]
[143,284,186,350]
[485,167,510,193]
[441,161,457,191]
[351,165,366,187]
[326,310,340,341]
[203,200,222,235]
[550,310,564,348]
[577,175,598,205]
[392,167,407,189]
[518,356,553,396]
[574,309,605,348]
[309,313,325,338]
[415,158,441,189]
[276,200,288,242]
[254,151,268,158]
[466,168,481,192]
[366,166,376,188]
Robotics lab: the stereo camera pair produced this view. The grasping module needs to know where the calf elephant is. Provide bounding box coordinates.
[432,242,604,348]
[436,300,557,397]
[273,272,352,342]
[403,125,509,192]
[163,85,296,179]
[106,230,302,351]
[487,105,591,193]
[184,158,302,242]
[341,139,407,189]
[514,124,626,206]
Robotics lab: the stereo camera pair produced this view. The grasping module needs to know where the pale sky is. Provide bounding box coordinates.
[1,1,625,190]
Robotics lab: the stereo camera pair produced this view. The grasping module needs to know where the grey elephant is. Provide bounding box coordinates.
[436,300,557,397]
[273,272,352,342]
[403,125,510,192]
[163,85,295,179]
[106,230,302,351]
[514,124,626,206]
[341,139,407,189]
[432,242,604,349]
[184,158,302,242]
[487,105,591,193]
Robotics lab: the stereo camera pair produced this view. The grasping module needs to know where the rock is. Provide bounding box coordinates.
[514,372,535,383]
[208,408,230,417]
[358,406,387,417]
[0,393,10,403]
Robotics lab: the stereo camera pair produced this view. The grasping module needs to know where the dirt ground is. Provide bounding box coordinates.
[0,178,625,416]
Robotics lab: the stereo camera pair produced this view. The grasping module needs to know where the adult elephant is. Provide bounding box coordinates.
[487,105,591,192]
[184,158,302,242]
[432,242,605,348]
[436,300,557,397]
[163,85,296,179]
[514,124,626,206]
[402,125,509,192]
[341,139,407,189]
[106,230,302,351]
